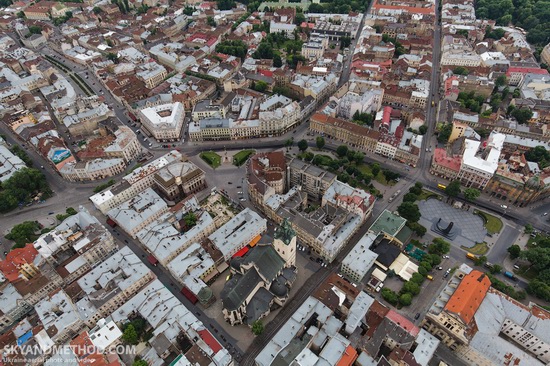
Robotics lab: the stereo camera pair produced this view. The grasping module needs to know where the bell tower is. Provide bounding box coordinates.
[273,218,297,266]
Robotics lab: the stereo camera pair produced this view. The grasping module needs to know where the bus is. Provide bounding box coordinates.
[437,184,446,190]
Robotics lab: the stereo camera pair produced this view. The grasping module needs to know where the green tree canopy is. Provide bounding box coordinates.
[252,320,264,335]
[428,238,451,255]
[297,139,308,151]
[464,188,481,201]
[5,221,41,248]
[399,293,412,306]
[508,244,521,259]
[525,146,550,168]
[445,180,461,197]
[397,202,421,222]
[215,40,248,60]
[316,136,325,150]
[336,145,349,158]
[122,324,139,345]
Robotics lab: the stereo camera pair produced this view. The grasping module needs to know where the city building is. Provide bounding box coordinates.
[289,158,337,201]
[74,246,156,327]
[90,151,186,214]
[0,137,26,182]
[421,267,491,351]
[246,151,287,207]
[340,231,378,283]
[457,132,505,189]
[35,290,84,346]
[221,219,297,326]
[207,208,267,261]
[106,188,169,238]
[60,158,126,182]
[138,102,185,141]
[192,100,226,121]
[153,160,207,202]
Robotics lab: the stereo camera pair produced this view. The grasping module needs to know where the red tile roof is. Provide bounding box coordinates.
[198,329,222,354]
[0,244,39,282]
[386,309,420,337]
[445,270,491,324]
[506,67,549,76]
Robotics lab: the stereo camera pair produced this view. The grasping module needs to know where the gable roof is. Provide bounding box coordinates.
[445,270,491,324]
[240,244,285,282]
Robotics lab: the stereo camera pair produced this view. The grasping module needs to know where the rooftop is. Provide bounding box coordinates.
[368,210,407,237]
[444,270,491,324]
[341,231,378,281]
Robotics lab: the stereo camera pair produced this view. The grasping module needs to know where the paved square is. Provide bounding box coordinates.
[418,199,486,248]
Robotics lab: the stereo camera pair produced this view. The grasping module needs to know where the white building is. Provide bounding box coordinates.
[139,102,185,141]
[269,21,296,37]
[107,188,169,238]
[340,231,378,283]
[0,137,26,182]
[458,132,505,189]
[75,246,155,327]
[90,151,183,214]
[208,208,266,261]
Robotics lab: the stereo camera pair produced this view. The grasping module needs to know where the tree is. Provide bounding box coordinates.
[340,36,351,48]
[463,188,481,201]
[402,281,420,296]
[495,75,508,87]
[336,145,348,158]
[521,247,550,271]
[411,272,425,284]
[207,16,216,26]
[16,11,25,18]
[5,221,41,248]
[316,136,325,150]
[308,3,325,12]
[133,360,148,366]
[527,280,550,302]
[428,254,442,266]
[429,238,451,255]
[106,52,119,63]
[381,288,398,305]
[295,12,306,25]
[397,202,421,222]
[184,212,197,228]
[0,168,51,213]
[418,125,428,135]
[216,0,235,10]
[215,40,248,60]
[418,266,428,276]
[437,123,453,143]
[490,264,502,274]
[508,244,521,259]
[474,255,487,266]
[445,180,461,197]
[524,224,534,234]
[122,324,139,345]
[273,54,282,67]
[453,66,469,75]
[399,293,413,306]
[510,107,533,124]
[402,193,418,203]
[525,146,550,168]
[407,222,426,237]
[297,139,308,151]
[252,320,264,335]
[93,6,102,14]
[252,80,268,93]
[371,163,380,177]
[28,25,42,35]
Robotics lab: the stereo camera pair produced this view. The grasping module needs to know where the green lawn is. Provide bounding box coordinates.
[233,150,255,166]
[417,189,441,201]
[461,242,488,255]
[357,165,394,186]
[474,210,503,235]
[527,233,549,248]
[200,151,222,168]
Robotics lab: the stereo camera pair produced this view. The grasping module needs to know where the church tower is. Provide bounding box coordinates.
[273,218,297,267]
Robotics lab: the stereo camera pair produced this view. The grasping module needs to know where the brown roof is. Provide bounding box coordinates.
[311,113,380,140]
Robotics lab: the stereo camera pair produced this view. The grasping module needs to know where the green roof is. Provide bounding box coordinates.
[369,210,407,237]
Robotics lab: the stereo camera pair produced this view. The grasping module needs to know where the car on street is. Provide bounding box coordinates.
[544,213,548,216]
[501,204,508,209]
[414,313,420,320]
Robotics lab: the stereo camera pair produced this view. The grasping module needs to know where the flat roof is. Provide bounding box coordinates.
[341,232,378,280]
[368,210,406,237]
[462,133,505,174]
[208,208,266,259]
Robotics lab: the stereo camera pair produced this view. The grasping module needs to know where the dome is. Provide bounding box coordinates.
[269,276,288,298]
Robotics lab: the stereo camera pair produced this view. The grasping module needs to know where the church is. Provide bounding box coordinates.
[221,219,298,326]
